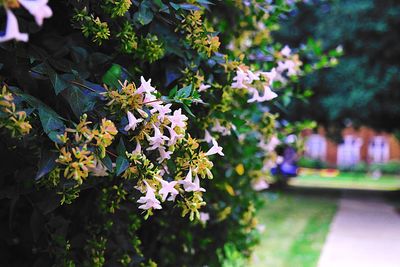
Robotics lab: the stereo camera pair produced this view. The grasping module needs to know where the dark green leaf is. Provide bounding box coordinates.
[116,138,126,156]
[36,149,58,180]
[45,64,69,95]
[101,154,113,171]
[61,86,97,117]
[38,108,65,143]
[116,156,129,176]
[133,1,154,25]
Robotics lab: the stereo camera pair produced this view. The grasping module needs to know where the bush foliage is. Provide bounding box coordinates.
[0,1,335,266]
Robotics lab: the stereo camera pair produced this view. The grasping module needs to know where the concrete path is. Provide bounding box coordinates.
[318,192,400,267]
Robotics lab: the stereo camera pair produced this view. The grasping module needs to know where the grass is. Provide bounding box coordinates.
[250,190,338,267]
[290,172,400,191]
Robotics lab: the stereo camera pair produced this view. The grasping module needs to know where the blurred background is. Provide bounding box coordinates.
[251,0,400,266]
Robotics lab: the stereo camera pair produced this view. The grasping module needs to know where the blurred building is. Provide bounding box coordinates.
[303,127,400,167]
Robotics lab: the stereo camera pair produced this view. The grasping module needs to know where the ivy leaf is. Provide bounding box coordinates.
[36,149,58,180]
[134,1,154,25]
[101,154,113,171]
[116,156,129,176]
[61,86,97,117]
[38,107,65,143]
[45,64,69,95]
[116,138,126,156]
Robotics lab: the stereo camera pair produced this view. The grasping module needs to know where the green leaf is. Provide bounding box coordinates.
[168,86,178,98]
[133,1,154,25]
[116,138,126,156]
[175,85,192,99]
[61,86,97,117]
[45,64,70,95]
[182,103,195,117]
[36,149,58,180]
[116,156,129,176]
[102,64,122,89]
[38,108,65,143]
[101,154,113,171]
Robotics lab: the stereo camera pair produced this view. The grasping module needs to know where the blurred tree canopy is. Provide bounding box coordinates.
[275,0,400,136]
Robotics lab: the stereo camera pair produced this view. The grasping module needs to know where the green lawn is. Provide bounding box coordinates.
[251,190,338,267]
[290,172,400,191]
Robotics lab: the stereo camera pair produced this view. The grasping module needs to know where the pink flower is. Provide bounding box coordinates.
[156,177,179,202]
[147,125,169,151]
[165,125,183,146]
[192,175,206,192]
[205,138,224,157]
[199,83,211,92]
[157,146,172,163]
[168,109,188,129]
[203,129,213,143]
[179,168,196,192]
[281,45,291,57]
[152,103,172,121]
[124,111,143,132]
[246,70,260,83]
[19,0,52,26]
[137,181,162,210]
[231,68,249,89]
[199,212,210,224]
[0,9,29,42]
[136,76,156,95]
[251,179,269,191]
[132,141,142,154]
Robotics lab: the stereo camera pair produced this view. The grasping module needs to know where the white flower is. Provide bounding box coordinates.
[157,146,172,163]
[165,125,183,146]
[211,120,230,136]
[203,129,213,143]
[147,125,169,151]
[179,168,196,192]
[281,45,291,57]
[199,83,211,92]
[247,87,261,103]
[205,138,224,157]
[258,85,278,102]
[168,109,187,129]
[0,9,29,43]
[0,0,52,43]
[19,0,52,26]
[199,212,210,224]
[124,111,143,132]
[251,179,269,191]
[246,70,260,84]
[152,103,172,121]
[192,175,206,192]
[136,76,156,95]
[259,68,277,86]
[137,181,162,210]
[132,141,141,154]
[231,68,249,89]
[156,177,179,202]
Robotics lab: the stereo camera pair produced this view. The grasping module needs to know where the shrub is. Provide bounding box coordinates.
[0,1,335,266]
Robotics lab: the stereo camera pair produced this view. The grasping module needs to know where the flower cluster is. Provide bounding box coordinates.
[102,77,222,218]
[231,65,278,103]
[73,9,111,45]
[0,85,32,136]
[0,0,52,42]
[274,45,303,83]
[56,114,118,185]
[179,10,220,57]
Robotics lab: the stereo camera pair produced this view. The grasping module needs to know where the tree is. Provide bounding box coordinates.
[275,0,400,135]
